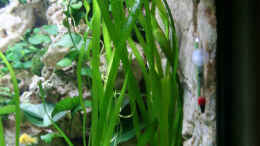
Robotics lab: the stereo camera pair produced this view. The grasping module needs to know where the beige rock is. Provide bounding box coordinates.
[166,0,217,145]
[0,0,35,52]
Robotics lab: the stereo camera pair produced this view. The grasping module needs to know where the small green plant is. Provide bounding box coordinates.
[0,24,58,146]
[63,0,88,27]
[0,25,58,76]
[18,0,27,4]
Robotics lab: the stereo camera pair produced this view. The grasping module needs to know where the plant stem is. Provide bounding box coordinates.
[0,51,20,146]
[0,116,5,146]
[38,81,74,146]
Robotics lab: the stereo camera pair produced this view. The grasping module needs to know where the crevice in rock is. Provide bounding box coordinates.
[32,2,49,28]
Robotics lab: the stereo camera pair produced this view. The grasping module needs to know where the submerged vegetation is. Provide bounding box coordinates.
[0,0,183,145]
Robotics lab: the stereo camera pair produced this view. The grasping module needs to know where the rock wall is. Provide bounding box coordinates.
[167,0,217,145]
[0,0,48,52]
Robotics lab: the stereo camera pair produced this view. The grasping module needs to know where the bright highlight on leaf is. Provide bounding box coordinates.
[28,34,51,45]
[40,132,62,143]
[56,58,73,67]
[42,25,59,35]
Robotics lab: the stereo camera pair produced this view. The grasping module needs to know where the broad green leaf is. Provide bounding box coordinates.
[11,42,27,50]
[54,33,82,48]
[62,19,70,28]
[0,105,15,115]
[81,66,92,77]
[70,0,78,3]
[24,28,32,39]
[28,34,51,45]
[19,0,27,4]
[20,103,67,127]
[42,25,58,35]
[52,97,80,116]
[0,67,8,73]
[40,132,62,143]
[0,87,10,92]
[33,28,41,34]
[56,58,72,68]
[71,1,82,9]
[23,49,31,55]
[66,50,79,60]
[6,52,22,62]
[23,61,33,69]
[0,91,12,97]
[12,61,23,69]
[29,46,39,52]
[71,100,92,115]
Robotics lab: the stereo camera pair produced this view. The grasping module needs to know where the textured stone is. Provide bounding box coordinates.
[0,70,33,93]
[43,0,80,68]
[0,0,45,52]
[42,44,70,68]
[166,0,217,145]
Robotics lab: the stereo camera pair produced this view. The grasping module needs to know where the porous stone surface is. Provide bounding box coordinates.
[0,70,33,93]
[166,0,217,145]
[42,0,69,67]
[0,0,47,52]
[42,0,87,68]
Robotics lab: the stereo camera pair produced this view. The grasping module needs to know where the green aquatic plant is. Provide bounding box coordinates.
[0,116,5,146]
[38,81,74,146]
[0,0,183,145]
[69,0,183,145]
[0,52,21,146]
[0,25,57,76]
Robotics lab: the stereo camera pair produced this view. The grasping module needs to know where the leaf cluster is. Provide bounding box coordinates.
[0,25,58,75]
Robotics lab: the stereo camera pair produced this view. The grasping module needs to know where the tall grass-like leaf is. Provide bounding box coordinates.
[0,116,5,146]
[90,1,104,146]
[76,30,90,146]
[71,0,183,145]
[0,105,16,115]
[65,1,92,145]
[102,72,128,146]
[102,23,112,63]
[0,52,20,146]
[162,0,179,77]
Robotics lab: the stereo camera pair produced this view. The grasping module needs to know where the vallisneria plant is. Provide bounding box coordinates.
[0,51,21,146]
[0,0,183,145]
[66,0,183,145]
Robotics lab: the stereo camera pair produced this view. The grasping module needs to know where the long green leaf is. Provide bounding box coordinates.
[90,1,104,145]
[0,116,5,146]
[103,71,128,146]
[0,105,15,115]
[0,52,20,146]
